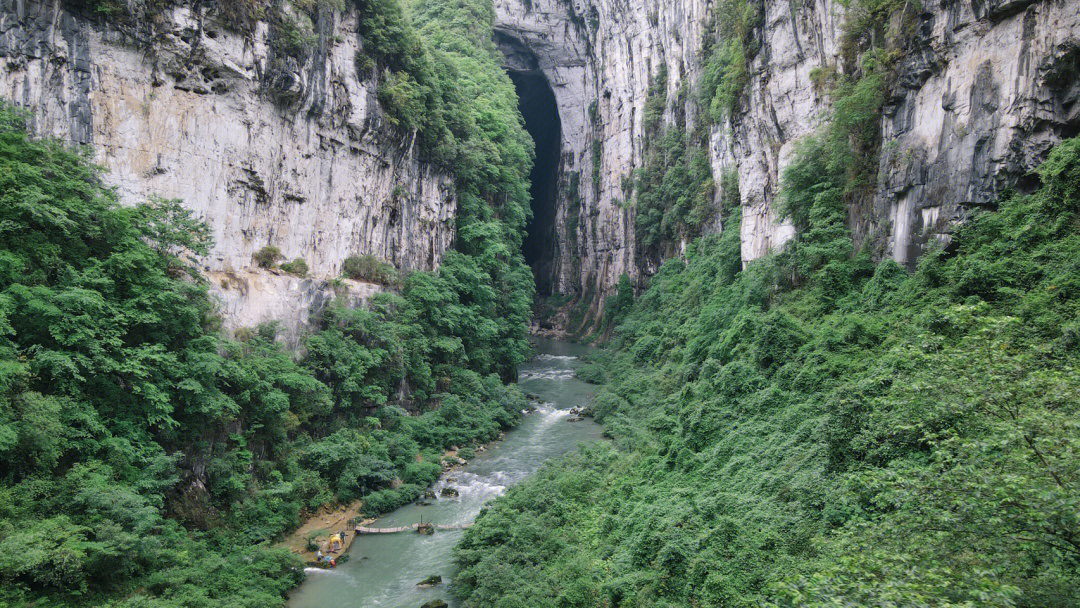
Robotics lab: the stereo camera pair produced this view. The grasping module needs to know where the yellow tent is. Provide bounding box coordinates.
[328,533,343,552]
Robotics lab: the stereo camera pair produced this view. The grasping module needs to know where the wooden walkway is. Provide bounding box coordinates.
[355,523,473,534]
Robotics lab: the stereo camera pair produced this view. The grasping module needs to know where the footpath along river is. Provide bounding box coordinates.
[287,338,604,608]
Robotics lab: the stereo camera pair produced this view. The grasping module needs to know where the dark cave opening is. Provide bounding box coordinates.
[510,70,562,297]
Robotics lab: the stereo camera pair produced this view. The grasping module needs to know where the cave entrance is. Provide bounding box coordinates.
[509,69,561,297]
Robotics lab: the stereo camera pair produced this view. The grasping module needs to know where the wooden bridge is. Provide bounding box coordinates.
[355,522,473,534]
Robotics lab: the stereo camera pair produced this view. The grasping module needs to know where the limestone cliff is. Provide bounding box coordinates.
[495,0,1080,329]
[495,0,712,316]
[0,0,456,339]
[3,0,1078,337]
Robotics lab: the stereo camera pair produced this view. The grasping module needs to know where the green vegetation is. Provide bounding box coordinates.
[634,126,716,255]
[269,9,318,60]
[342,254,398,285]
[591,140,603,194]
[455,128,1080,607]
[255,245,283,268]
[573,362,606,385]
[279,258,309,277]
[565,172,582,252]
[634,56,719,259]
[643,62,669,133]
[599,273,634,336]
[454,3,1079,600]
[373,0,536,376]
[698,0,760,122]
[0,0,536,590]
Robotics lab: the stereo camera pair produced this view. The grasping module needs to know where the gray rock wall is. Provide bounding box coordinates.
[874,0,1080,265]
[495,0,711,319]
[496,0,1080,318]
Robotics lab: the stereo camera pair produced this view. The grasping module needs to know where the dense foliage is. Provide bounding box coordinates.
[0,0,536,593]
[454,141,1080,608]
[699,0,760,123]
[633,126,717,257]
[358,0,537,377]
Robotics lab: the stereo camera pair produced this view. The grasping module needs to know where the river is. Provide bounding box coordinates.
[286,337,604,608]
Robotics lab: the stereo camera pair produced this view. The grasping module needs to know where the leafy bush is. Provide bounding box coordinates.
[269,9,317,59]
[342,254,398,284]
[214,0,268,33]
[280,257,309,277]
[602,273,635,332]
[698,0,760,123]
[254,245,283,268]
[634,127,716,254]
[574,363,605,385]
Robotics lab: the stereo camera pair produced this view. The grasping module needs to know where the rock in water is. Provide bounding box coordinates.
[417,575,442,587]
[420,601,448,608]
[441,487,459,497]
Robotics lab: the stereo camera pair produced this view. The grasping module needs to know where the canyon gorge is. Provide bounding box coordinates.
[2,1,1080,607]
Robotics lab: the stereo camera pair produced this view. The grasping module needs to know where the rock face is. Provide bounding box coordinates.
[872,0,1080,265]
[0,0,455,335]
[2,0,1078,335]
[495,0,712,315]
[209,271,382,348]
[494,0,1080,318]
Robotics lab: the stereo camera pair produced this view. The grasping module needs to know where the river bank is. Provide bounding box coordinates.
[277,444,502,564]
[277,501,369,565]
[285,338,604,608]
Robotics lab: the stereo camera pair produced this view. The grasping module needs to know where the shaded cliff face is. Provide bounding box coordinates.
[510,68,562,296]
[495,0,711,325]
[0,0,456,340]
[495,0,1080,326]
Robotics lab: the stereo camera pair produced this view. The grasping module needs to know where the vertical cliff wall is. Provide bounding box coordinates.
[495,0,1080,330]
[3,0,1077,337]
[0,0,456,341]
[495,0,712,322]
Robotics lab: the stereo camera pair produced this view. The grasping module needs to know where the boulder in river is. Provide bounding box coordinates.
[420,601,448,608]
[417,575,442,587]
[441,487,459,497]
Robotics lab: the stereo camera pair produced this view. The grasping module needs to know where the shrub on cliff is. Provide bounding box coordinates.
[255,245,283,268]
[280,257,309,277]
[343,254,397,284]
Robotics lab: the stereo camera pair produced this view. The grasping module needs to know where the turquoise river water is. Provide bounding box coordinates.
[286,338,603,608]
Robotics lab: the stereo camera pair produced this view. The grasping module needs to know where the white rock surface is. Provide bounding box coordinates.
[209,270,381,348]
[0,1,454,333]
[495,0,712,315]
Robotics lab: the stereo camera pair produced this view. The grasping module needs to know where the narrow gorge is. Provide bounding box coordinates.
[0,0,1079,606]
